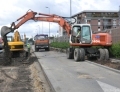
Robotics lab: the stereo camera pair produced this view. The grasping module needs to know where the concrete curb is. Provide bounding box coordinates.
[50,47,66,53]
[33,52,56,92]
[86,60,120,74]
[111,58,120,63]
[50,47,120,74]
[38,61,56,92]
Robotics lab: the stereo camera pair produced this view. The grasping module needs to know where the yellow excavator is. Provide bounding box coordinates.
[5,30,25,57]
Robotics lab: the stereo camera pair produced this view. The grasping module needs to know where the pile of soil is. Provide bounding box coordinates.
[0,54,46,92]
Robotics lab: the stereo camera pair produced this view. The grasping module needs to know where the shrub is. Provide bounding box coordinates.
[109,42,120,58]
[50,42,69,49]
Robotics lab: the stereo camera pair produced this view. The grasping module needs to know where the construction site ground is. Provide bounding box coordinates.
[1,45,120,92]
[0,52,51,92]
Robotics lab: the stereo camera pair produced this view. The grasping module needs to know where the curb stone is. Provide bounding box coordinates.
[50,47,66,53]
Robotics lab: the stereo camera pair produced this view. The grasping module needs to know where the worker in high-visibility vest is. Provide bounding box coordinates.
[27,43,30,48]
[27,43,30,56]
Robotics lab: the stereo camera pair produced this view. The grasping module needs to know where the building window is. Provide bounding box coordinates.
[98,19,101,25]
[77,19,81,24]
[98,27,100,31]
[87,20,91,24]
[113,20,116,26]
[113,19,116,21]
[86,13,92,17]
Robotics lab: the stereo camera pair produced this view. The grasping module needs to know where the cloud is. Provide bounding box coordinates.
[0,0,119,38]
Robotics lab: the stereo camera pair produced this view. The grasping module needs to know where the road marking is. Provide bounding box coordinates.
[97,80,120,92]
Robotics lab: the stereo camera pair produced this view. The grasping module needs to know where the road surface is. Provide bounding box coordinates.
[33,48,120,92]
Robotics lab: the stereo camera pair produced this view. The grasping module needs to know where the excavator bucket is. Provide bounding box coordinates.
[1,26,12,37]
[0,26,12,65]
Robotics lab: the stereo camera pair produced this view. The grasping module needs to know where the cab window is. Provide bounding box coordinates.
[34,35,48,40]
[81,26,91,40]
[7,37,12,42]
[72,26,81,36]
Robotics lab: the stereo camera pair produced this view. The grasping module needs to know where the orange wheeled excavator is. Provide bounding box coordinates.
[0,10,112,65]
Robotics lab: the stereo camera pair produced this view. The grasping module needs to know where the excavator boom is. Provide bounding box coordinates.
[33,17,71,35]
[1,10,73,37]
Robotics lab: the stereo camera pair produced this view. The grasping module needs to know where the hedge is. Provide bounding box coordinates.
[50,42,69,49]
[109,42,120,58]
[50,42,120,58]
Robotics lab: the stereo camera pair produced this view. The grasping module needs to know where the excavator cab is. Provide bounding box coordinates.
[71,24,92,44]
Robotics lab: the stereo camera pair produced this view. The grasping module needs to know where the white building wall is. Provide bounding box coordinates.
[58,26,63,37]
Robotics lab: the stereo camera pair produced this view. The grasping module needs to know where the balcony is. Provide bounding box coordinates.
[103,22,112,26]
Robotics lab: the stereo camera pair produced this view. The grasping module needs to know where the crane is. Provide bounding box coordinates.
[0,10,112,65]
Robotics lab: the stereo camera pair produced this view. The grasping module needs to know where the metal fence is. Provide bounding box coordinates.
[52,35,69,42]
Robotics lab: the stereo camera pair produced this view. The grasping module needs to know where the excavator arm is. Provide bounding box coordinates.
[35,13,75,35]
[1,10,37,37]
[1,10,74,37]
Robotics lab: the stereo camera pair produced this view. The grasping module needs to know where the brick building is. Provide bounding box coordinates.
[71,10,120,32]
[59,10,120,36]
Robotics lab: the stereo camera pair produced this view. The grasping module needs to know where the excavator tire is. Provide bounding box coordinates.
[34,46,38,52]
[97,48,105,61]
[104,48,109,61]
[35,47,38,52]
[66,48,74,59]
[74,48,80,61]
[79,48,85,61]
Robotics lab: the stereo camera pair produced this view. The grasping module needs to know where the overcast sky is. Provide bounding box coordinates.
[0,0,120,38]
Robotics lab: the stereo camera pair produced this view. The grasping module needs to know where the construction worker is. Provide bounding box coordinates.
[27,43,30,56]
[75,28,81,43]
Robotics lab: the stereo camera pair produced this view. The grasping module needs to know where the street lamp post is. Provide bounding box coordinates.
[70,0,72,17]
[46,7,50,37]
[36,29,38,34]
[42,22,43,34]
[118,6,120,26]
[37,25,40,34]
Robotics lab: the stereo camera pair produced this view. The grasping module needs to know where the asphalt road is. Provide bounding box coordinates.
[33,47,120,92]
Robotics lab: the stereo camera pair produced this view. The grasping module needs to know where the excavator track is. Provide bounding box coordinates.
[2,35,12,65]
